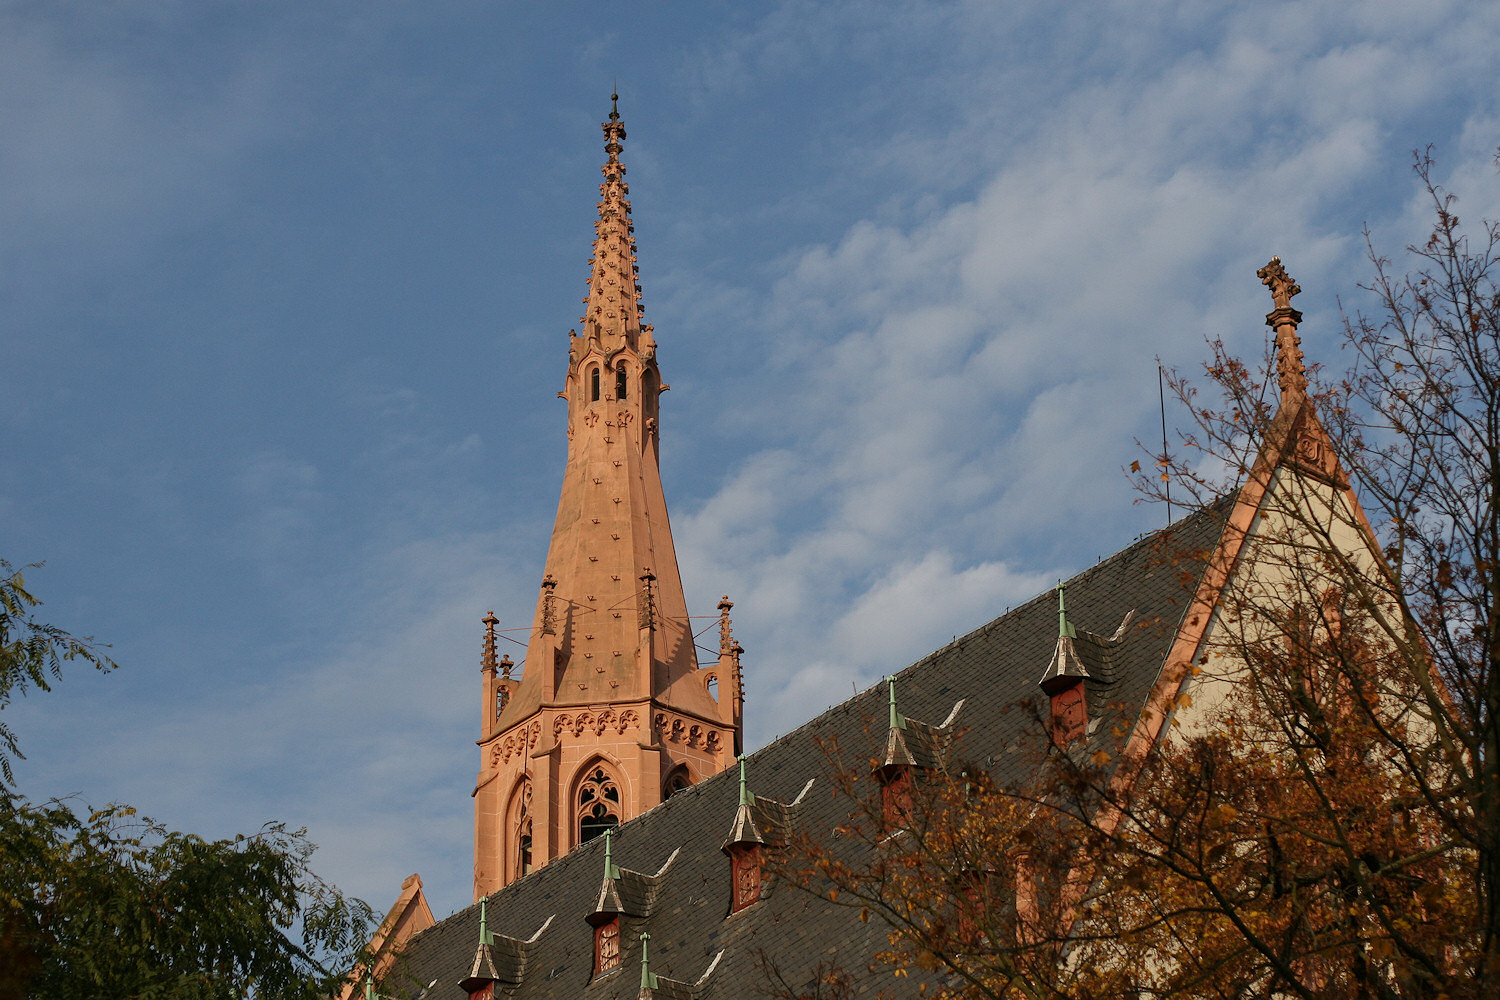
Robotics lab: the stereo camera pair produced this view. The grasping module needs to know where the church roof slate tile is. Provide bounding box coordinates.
[381,503,1228,999]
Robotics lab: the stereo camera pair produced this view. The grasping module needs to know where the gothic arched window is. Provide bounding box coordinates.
[576,764,621,845]
[590,366,600,402]
[615,364,628,401]
[508,778,533,880]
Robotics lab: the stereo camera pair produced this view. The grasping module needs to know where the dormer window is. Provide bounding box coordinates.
[878,766,913,832]
[593,916,621,976]
[1048,682,1087,747]
[727,843,762,913]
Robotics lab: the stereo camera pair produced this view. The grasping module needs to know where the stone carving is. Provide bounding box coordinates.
[595,707,616,735]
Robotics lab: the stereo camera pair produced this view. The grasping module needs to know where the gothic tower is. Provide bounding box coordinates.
[473,99,744,900]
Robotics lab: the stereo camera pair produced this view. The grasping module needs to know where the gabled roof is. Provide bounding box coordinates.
[380,504,1228,998]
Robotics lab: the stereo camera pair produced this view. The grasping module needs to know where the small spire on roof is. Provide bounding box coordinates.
[610,84,619,121]
[603,828,622,881]
[738,756,752,807]
[639,931,659,992]
[718,596,736,656]
[887,676,907,731]
[1256,256,1307,404]
[1057,581,1077,639]
[482,611,499,670]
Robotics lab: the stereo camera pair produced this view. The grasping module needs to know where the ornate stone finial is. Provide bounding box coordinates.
[482,611,499,670]
[540,575,558,636]
[638,570,656,631]
[1057,581,1077,640]
[718,596,735,656]
[1256,256,1308,401]
[499,653,514,681]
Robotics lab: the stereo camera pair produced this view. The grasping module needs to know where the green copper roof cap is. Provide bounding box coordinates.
[738,756,753,807]
[1057,580,1077,639]
[887,676,907,730]
[603,828,622,881]
[639,931,659,990]
[478,895,489,945]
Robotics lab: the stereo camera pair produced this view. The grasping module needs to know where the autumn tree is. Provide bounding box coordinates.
[0,560,374,999]
[769,149,1499,999]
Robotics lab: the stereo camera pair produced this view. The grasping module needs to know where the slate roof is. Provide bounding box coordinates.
[380,504,1228,999]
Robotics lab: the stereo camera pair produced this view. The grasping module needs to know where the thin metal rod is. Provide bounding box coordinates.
[1158,361,1172,525]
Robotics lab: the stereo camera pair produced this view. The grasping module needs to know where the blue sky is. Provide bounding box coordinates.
[4,0,1499,918]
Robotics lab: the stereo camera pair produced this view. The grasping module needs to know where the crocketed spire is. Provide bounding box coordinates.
[582,92,651,354]
[1257,256,1307,405]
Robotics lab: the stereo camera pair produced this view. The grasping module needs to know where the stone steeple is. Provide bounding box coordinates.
[472,98,742,900]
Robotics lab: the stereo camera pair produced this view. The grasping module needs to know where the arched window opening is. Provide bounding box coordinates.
[615,365,628,400]
[577,765,621,845]
[508,778,534,881]
[663,766,691,800]
[706,674,719,702]
[590,366,600,402]
[517,821,533,878]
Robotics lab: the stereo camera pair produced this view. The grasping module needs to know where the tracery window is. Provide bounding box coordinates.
[508,778,534,880]
[577,764,621,845]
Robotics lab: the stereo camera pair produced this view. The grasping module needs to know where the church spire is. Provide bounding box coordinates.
[472,100,741,900]
[581,91,652,356]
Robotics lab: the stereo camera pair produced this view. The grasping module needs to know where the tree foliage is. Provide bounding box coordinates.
[769,149,1500,999]
[0,559,115,786]
[0,561,373,999]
